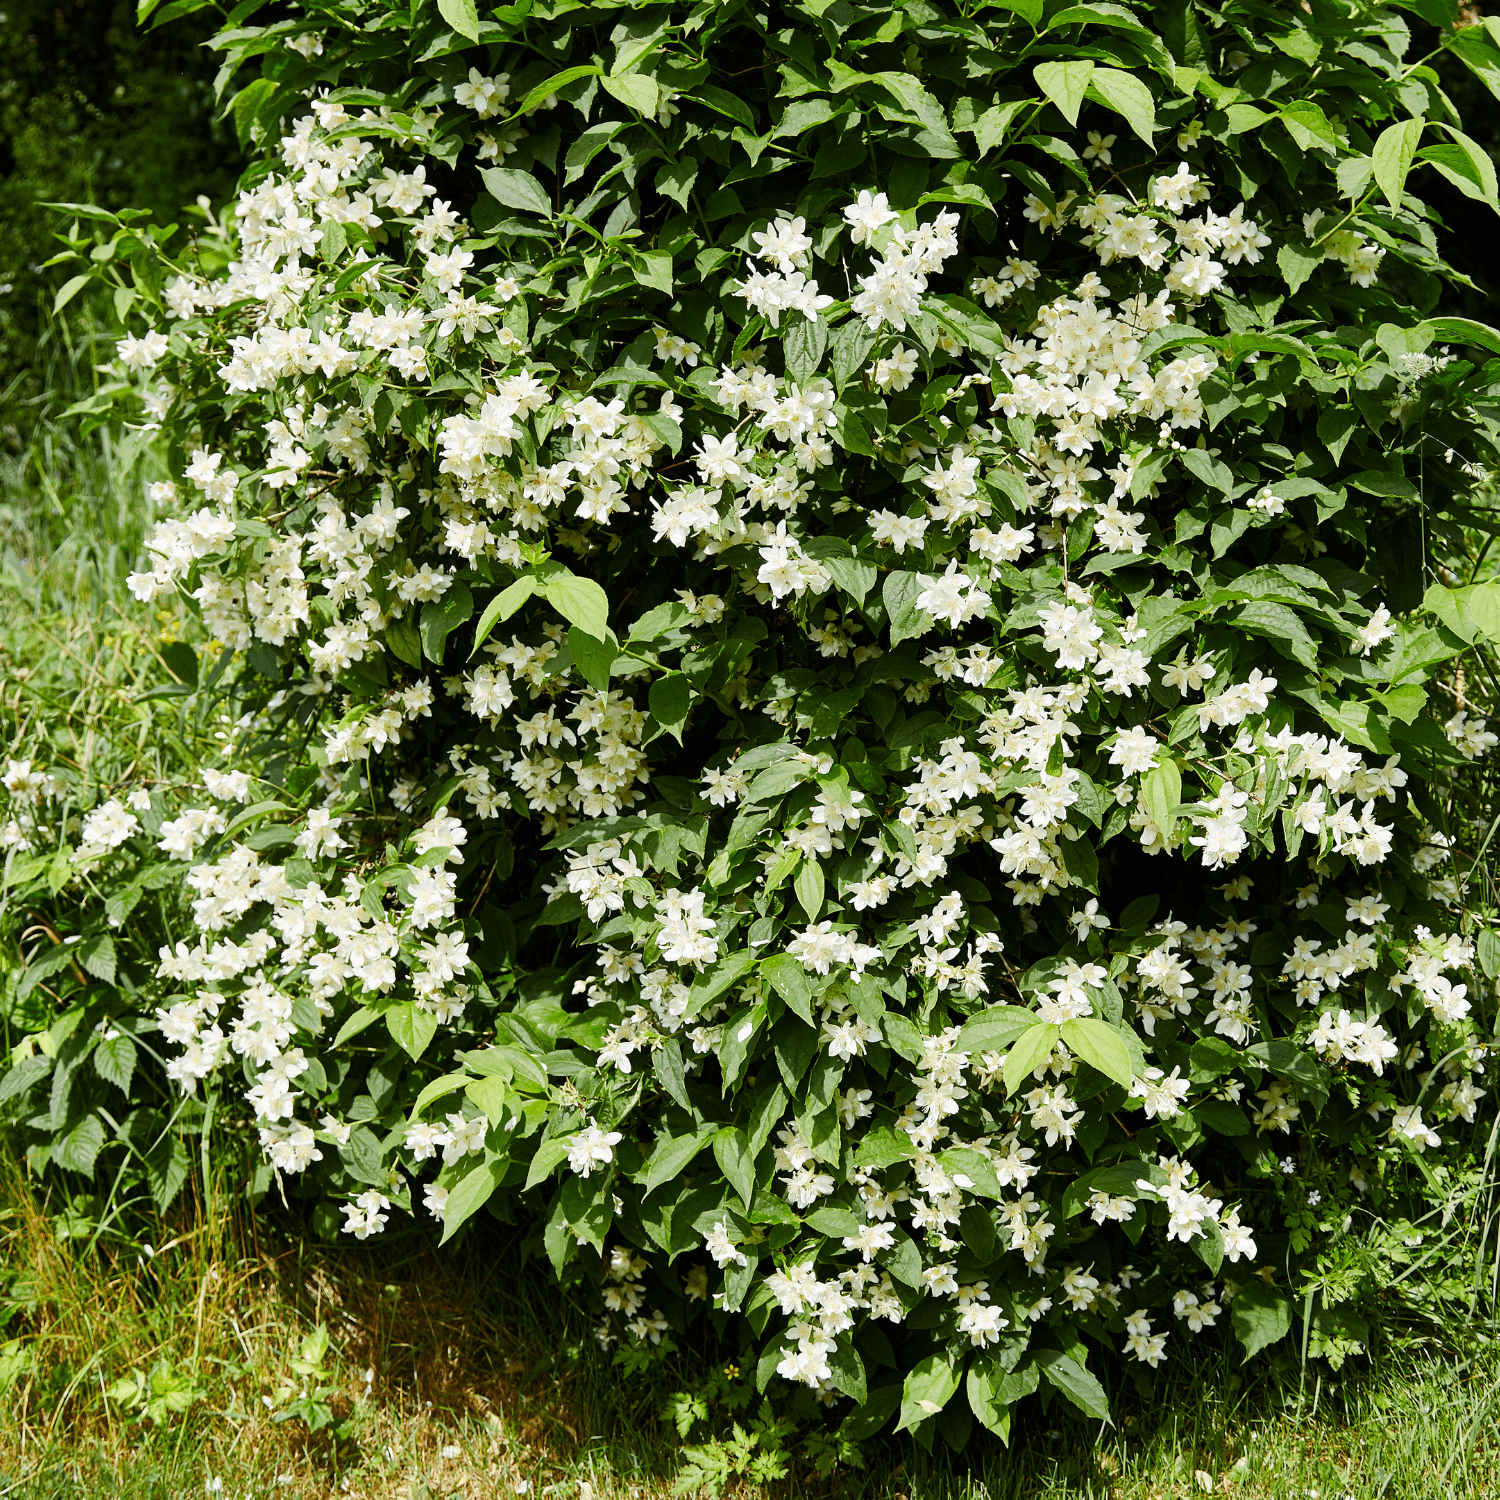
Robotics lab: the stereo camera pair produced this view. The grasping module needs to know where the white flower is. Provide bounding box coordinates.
[568,1120,623,1177]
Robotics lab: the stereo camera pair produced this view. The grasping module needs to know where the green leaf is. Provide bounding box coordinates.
[506,65,602,122]
[793,857,824,921]
[470,576,537,657]
[53,1113,106,1174]
[1372,117,1424,208]
[331,1005,381,1047]
[1450,23,1500,106]
[464,1074,510,1125]
[691,84,755,129]
[1272,240,1320,295]
[648,672,692,741]
[229,77,279,149]
[967,1355,1037,1442]
[439,1159,507,1244]
[1033,61,1095,128]
[387,614,422,667]
[77,933,116,985]
[569,627,618,691]
[1422,125,1500,210]
[1141,759,1181,839]
[539,569,609,639]
[964,99,1029,155]
[643,1129,712,1196]
[52,273,92,317]
[631,250,673,295]
[1231,1281,1293,1358]
[1085,67,1155,145]
[1060,1018,1134,1089]
[386,1002,439,1061]
[93,1034,137,1093]
[480,167,553,218]
[1278,99,1341,153]
[1003,1022,1060,1095]
[956,1005,1037,1054]
[761,952,816,1026]
[419,579,474,665]
[784,316,829,386]
[713,1126,757,1208]
[897,1353,961,1433]
[854,1124,917,1170]
[883,571,928,646]
[1034,1349,1109,1420]
[1415,316,1500,359]
[436,0,481,42]
[599,72,660,118]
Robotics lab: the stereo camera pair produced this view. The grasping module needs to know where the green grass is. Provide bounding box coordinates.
[0,1159,1496,1500]
[0,311,175,614]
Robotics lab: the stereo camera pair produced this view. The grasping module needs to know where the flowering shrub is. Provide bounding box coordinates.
[11,0,1500,1450]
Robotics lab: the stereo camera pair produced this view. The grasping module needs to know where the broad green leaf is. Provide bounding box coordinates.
[956,1005,1037,1054]
[1002,1022,1060,1095]
[1033,61,1094,128]
[53,1113,106,1174]
[569,626,618,691]
[331,1005,381,1047]
[93,1034,137,1093]
[505,65,602,122]
[1372,117,1424,208]
[464,1074,510,1125]
[436,0,481,42]
[1060,1018,1134,1089]
[386,1002,438,1061]
[897,1353,961,1433]
[480,166,553,218]
[1230,1281,1293,1358]
[439,1159,505,1245]
[1422,125,1499,210]
[229,77,279,148]
[631,249,673,294]
[648,672,692,741]
[1451,23,1500,106]
[643,1129,712,1195]
[784,316,829,386]
[761,952,816,1025]
[1034,1349,1109,1419]
[1415,315,1500,359]
[1278,99,1341,152]
[793,857,824,920]
[883,570,928,646]
[992,0,1042,24]
[470,575,537,657]
[1085,67,1155,145]
[691,84,755,129]
[539,570,609,638]
[409,1072,469,1118]
[966,1356,1038,1442]
[77,932,117,984]
[52,274,92,317]
[1141,758,1181,839]
[713,1126,757,1207]
[964,99,1029,155]
[600,72,661,118]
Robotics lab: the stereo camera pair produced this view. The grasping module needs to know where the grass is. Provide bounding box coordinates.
[0,1152,1496,1500]
[0,309,172,613]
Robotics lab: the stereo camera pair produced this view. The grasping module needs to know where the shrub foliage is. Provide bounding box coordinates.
[8,0,1500,1450]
